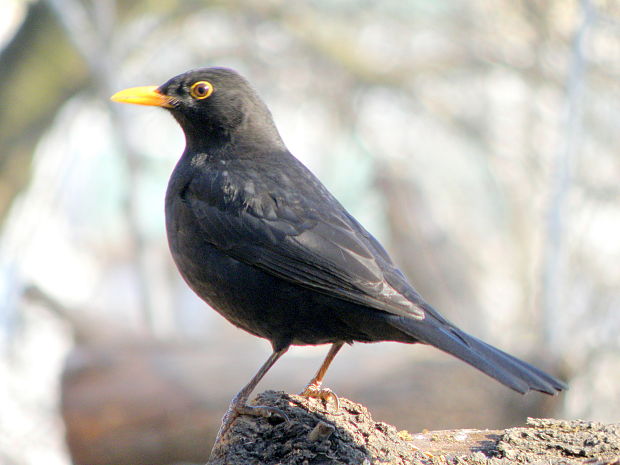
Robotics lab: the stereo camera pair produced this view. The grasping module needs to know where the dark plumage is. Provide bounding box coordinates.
[111,67,566,437]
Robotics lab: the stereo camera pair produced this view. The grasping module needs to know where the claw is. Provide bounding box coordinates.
[235,404,289,423]
[299,342,344,413]
[211,348,290,452]
[216,402,288,444]
[301,383,341,411]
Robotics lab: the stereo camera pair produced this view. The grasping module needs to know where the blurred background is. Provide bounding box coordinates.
[1,0,619,464]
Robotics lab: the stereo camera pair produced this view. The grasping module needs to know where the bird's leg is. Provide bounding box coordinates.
[214,347,288,444]
[300,342,344,409]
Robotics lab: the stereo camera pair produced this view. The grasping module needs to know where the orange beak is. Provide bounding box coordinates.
[110,86,173,108]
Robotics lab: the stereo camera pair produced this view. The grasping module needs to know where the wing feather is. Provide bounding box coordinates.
[183,166,425,320]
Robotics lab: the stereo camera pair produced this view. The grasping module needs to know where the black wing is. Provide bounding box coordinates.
[182,163,426,320]
[178,159,568,395]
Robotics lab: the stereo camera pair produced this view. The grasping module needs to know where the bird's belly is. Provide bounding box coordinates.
[164,194,414,348]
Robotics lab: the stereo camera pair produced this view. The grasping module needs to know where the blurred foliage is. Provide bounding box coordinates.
[0,2,87,222]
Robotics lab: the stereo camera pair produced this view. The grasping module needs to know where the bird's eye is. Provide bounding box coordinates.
[189,81,214,99]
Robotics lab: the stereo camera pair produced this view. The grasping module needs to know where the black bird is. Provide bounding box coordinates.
[111,67,566,436]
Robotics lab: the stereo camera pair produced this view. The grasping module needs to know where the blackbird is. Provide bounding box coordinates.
[111,67,566,437]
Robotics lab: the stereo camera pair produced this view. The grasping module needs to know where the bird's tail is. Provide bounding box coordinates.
[389,305,567,395]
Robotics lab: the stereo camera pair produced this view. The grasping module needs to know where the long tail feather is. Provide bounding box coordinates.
[389,311,567,395]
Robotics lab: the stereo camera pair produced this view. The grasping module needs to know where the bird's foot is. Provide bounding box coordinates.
[300,383,340,411]
[234,403,289,422]
[214,401,289,445]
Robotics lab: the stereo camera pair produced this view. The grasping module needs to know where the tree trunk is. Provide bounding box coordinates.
[209,391,620,465]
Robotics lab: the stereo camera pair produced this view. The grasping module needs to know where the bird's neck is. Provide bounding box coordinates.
[175,113,286,156]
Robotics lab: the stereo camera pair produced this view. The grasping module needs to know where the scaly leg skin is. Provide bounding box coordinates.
[213,348,289,447]
[300,342,344,410]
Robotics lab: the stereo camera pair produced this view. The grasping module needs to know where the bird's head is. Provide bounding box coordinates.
[111,67,284,152]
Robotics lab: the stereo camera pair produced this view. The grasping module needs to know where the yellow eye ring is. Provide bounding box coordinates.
[189,81,214,99]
